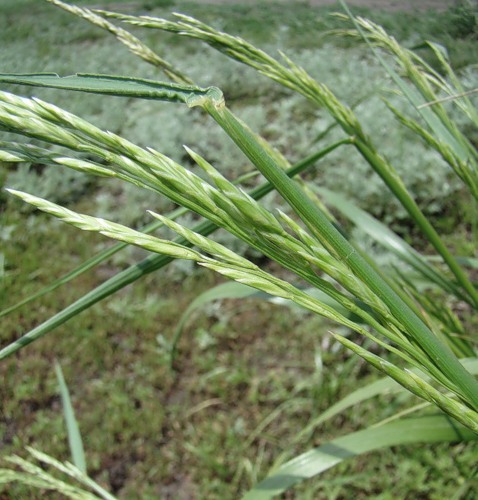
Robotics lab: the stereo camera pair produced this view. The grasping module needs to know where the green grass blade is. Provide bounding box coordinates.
[0,73,220,105]
[54,362,86,474]
[384,100,478,201]
[243,415,478,499]
[170,281,357,366]
[352,134,478,307]
[0,206,188,318]
[171,282,262,364]
[339,6,471,161]
[204,101,478,410]
[334,333,478,431]
[339,4,478,195]
[395,270,475,358]
[11,190,383,351]
[111,7,478,309]
[337,5,478,307]
[419,41,478,124]
[297,358,478,444]
[424,256,478,274]
[0,143,343,360]
[317,187,467,301]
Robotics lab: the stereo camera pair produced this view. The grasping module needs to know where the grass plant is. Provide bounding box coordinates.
[1,0,478,498]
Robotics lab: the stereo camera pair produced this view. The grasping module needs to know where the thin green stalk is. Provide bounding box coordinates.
[138,8,477,309]
[353,138,478,309]
[203,100,478,410]
[2,136,306,319]
[54,362,86,474]
[0,206,189,318]
[395,269,476,359]
[0,141,348,360]
[338,1,478,309]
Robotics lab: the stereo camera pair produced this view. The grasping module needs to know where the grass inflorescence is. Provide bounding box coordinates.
[1,0,478,498]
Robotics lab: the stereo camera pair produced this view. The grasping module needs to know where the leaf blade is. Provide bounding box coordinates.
[54,362,87,474]
[243,415,478,499]
[0,73,221,105]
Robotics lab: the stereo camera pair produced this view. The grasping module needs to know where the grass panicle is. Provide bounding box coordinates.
[0,447,116,500]
[47,0,192,85]
[99,6,478,309]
